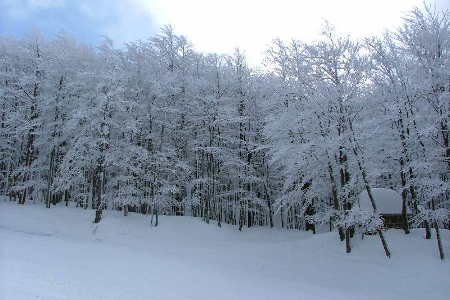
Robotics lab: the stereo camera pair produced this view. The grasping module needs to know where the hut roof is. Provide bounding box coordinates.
[359,188,408,214]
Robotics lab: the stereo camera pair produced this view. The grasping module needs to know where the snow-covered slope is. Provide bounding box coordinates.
[0,201,449,300]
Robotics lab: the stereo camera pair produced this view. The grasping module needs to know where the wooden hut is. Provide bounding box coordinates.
[359,188,410,229]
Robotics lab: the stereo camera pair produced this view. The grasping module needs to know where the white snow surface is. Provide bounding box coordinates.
[0,201,449,300]
[359,188,406,214]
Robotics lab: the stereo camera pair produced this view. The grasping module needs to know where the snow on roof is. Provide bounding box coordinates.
[359,188,406,214]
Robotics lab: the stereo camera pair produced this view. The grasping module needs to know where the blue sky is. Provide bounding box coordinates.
[0,0,159,47]
[1,0,449,65]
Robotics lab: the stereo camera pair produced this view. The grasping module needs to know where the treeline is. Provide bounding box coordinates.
[1,5,449,255]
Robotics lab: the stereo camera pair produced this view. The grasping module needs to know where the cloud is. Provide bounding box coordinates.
[139,0,432,66]
[0,0,159,47]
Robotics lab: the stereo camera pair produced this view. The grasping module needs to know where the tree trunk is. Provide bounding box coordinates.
[434,221,445,260]
[399,159,410,234]
[356,158,391,258]
[94,157,104,224]
[46,148,55,209]
[432,199,445,260]
[345,228,351,253]
[264,184,274,228]
[238,199,244,231]
[65,190,69,206]
[350,120,391,258]
[425,222,432,239]
[328,161,344,240]
[94,208,102,224]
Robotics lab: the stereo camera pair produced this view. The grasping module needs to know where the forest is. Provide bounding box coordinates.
[1,4,449,258]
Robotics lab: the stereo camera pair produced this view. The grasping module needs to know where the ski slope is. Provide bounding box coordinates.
[0,201,449,300]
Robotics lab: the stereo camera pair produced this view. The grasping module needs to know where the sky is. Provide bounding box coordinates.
[1,0,449,66]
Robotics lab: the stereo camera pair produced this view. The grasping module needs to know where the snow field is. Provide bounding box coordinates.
[0,201,449,300]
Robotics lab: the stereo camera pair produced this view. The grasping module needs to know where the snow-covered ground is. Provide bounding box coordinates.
[0,201,449,300]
